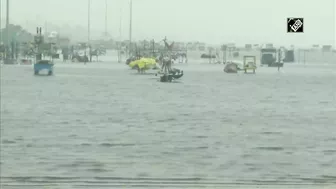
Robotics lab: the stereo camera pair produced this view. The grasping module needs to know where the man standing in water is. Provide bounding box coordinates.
[278,48,284,71]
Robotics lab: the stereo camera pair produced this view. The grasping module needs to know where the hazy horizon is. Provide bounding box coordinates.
[0,0,335,47]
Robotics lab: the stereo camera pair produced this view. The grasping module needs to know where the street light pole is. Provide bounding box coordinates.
[86,0,91,63]
[0,0,2,43]
[88,0,91,44]
[6,0,9,44]
[333,0,335,49]
[5,0,11,64]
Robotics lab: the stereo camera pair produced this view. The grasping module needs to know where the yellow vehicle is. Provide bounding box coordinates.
[243,56,257,74]
[129,58,158,73]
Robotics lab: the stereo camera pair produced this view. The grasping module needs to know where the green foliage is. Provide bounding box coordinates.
[0,24,33,44]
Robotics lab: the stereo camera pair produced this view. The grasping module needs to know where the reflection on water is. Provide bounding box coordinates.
[1,61,336,189]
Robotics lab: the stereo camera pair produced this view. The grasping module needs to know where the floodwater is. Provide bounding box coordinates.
[1,58,336,189]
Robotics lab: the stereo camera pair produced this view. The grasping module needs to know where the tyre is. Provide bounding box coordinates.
[160,75,168,82]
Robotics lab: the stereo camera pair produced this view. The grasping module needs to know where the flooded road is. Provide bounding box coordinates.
[1,61,335,189]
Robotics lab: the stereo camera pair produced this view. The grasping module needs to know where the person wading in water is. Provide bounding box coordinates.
[163,38,174,71]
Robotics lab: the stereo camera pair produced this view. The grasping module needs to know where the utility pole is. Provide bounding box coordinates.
[88,0,91,44]
[0,0,2,43]
[44,21,48,38]
[87,0,91,63]
[6,0,9,44]
[5,0,11,64]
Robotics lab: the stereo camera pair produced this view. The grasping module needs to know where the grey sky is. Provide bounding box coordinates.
[0,0,335,46]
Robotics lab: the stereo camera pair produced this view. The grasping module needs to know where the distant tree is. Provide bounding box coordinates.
[0,24,33,44]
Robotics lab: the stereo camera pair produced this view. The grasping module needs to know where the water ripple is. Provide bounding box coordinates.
[1,62,336,188]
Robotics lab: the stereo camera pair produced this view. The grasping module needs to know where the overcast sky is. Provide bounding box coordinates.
[0,0,335,46]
